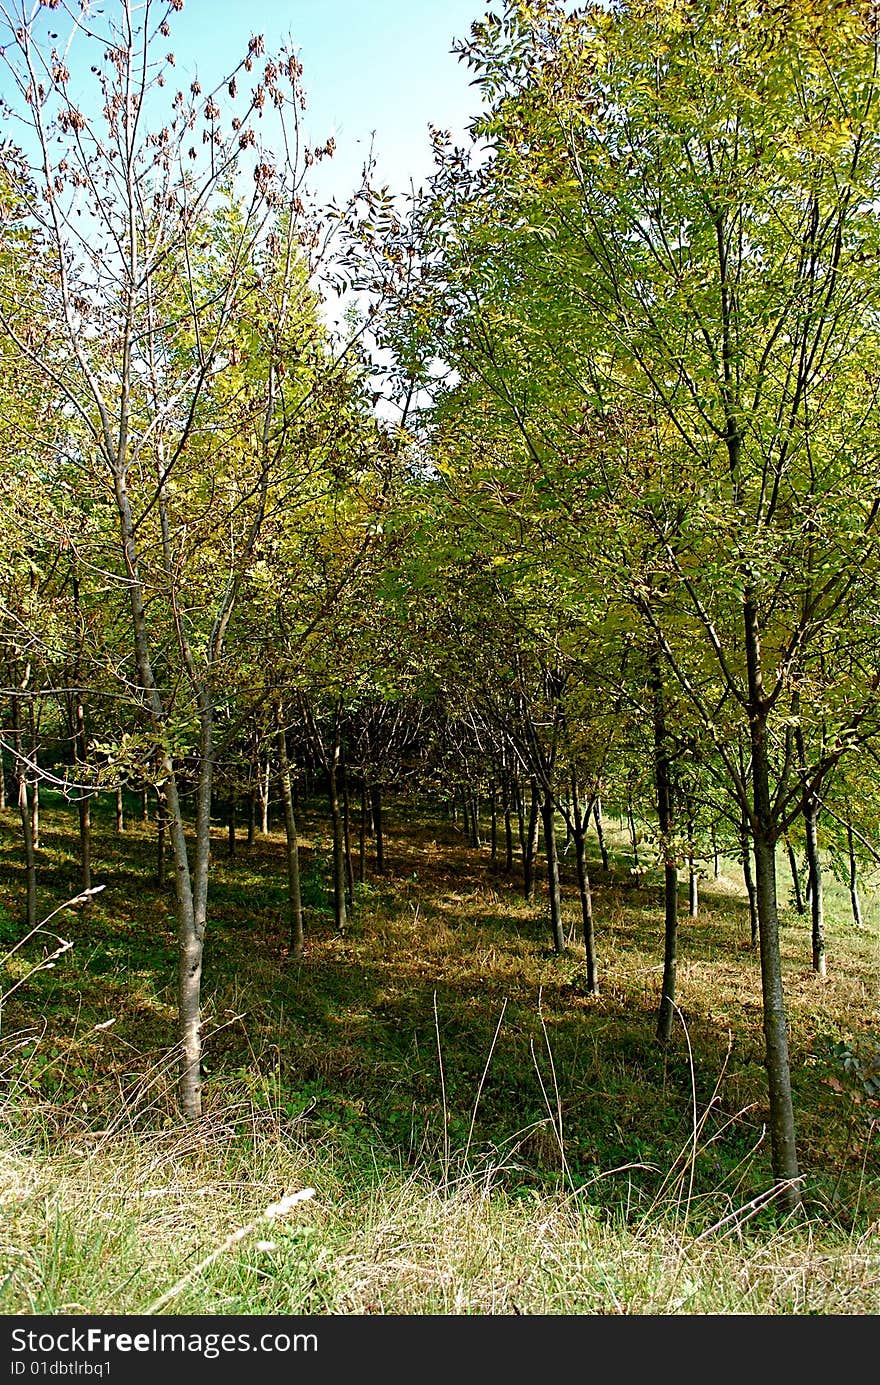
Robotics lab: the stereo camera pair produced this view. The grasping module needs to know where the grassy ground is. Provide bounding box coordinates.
[0,791,878,1314]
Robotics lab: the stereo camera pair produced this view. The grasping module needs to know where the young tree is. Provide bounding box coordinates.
[401,0,880,1207]
[0,0,355,1118]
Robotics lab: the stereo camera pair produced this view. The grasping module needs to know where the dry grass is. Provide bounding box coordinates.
[0,1104,878,1315]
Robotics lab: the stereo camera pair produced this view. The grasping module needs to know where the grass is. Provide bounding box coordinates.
[0,790,878,1314]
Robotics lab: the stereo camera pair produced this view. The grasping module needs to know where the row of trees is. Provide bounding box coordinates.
[3,0,880,1212]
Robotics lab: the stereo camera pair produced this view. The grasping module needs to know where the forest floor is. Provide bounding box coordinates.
[0,792,878,1314]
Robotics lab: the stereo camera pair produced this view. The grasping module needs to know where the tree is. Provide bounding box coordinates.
[0,0,360,1119]
[401,0,880,1207]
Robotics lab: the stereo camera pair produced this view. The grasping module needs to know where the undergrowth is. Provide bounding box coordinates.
[0,792,878,1313]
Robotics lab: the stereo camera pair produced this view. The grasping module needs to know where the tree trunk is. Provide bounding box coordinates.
[10,693,36,930]
[156,785,167,889]
[687,801,698,920]
[752,820,802,1206]
[847,822,863,931]
[115,784,125,834]
[562,799,574,856]
[744,595,801,1209]
[522,779,541,900]
[793,728,825,975]
[261,752,271,834]
[114,469,210,1122]
[358,780,367,884]
[651,659,678,1046]
[627,792,639,869]
[181,696,214,1122]
[740,812,759,948]
[30,767,39,851]
[73,693,91,896]
[489,782,498,866]
[227,796,236,859]
[542,790,565,955]
[802,800,826,976]
[371,784,385,875]
[276,720,303,962]
[785,837,805,916]
[688,862,699,920]
[571,776,598,992]
[513,777,525,861]
[328,750,347,933]
[593,796,609,872]
[469,793,481,849]
[503,778,514,872]
[342,763,355,910]
[77,793,92,895]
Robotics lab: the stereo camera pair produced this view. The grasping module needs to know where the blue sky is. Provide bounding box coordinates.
[165,0,488,204]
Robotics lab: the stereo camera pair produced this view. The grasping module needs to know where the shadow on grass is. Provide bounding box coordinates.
[1,793,877,1230]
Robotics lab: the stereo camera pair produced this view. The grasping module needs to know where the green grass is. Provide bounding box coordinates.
[0,791,878,1313]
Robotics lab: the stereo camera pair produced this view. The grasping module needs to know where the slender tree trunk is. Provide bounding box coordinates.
[793,725,826,974]
[114,469,210,1121]
[542,790,565,955]
[342,763,355,910]
[627,792,639,869]
[141,786,149,821]
[562,798,573,856]
[116,784,125,834]
[470,793,481,849]
[740,812,759,948]
[73,692,91,896]
[156,785,167,889]
[847,822,863,931]
[17,770,37,928]
[686,800,698,920]
[571,776,598,992]
[227,796,236,859]
[328,749,347,933]
[30,764,39,851]
[711,827,720,879]
[523,779,541,900]
[802,798,826,976]
[78,792,91,895]
[513,777,526,860]
[175,697,214,1122]
[26,696,40,851]
[688,862,699,920]
[371,784,385,875]
[651,659,678,1046]
[593,796,609,872]
[261,752,271,834]
[744,595,801,1209]
[490,782,498,866]
[276,719,303,962]
[752,819,801,1204]
[785,837,805,916]
[503,778,514,872]
[10,693,36,929]
[358,780,367,884]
